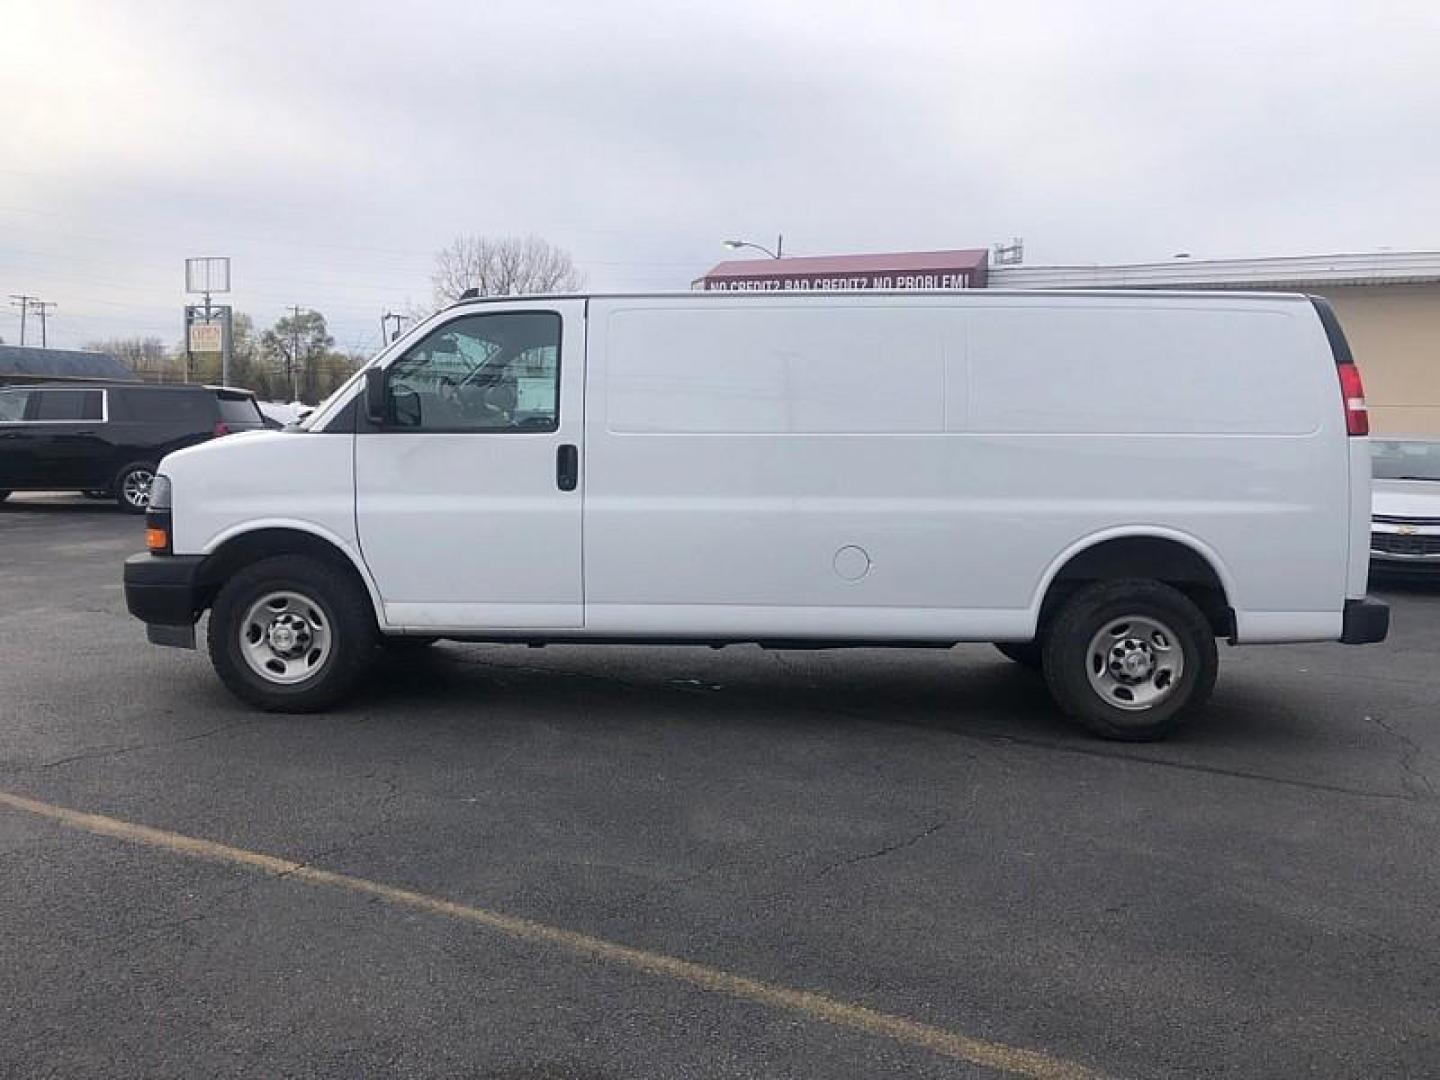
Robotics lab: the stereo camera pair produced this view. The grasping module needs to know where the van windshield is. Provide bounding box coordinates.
[1372,438,1440,482]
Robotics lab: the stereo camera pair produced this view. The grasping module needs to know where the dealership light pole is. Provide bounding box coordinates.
[723,235,784,260]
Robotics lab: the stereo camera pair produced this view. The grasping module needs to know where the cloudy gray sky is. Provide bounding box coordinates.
[2,0,1437,352]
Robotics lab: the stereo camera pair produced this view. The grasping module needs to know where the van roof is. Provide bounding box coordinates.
[446,287,1321,310]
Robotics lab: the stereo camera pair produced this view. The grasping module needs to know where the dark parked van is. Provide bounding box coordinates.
[0,383,264,512]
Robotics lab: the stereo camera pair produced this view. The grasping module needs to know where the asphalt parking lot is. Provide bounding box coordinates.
[1,493,1437,1079]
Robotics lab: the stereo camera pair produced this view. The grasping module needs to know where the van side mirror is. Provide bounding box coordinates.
[364,367,387,425]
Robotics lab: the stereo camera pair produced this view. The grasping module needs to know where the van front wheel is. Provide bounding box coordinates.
[1042,580,1216,741]
[208,555,377,712]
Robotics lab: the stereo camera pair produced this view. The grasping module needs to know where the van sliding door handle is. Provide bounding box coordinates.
[556,443,578,492]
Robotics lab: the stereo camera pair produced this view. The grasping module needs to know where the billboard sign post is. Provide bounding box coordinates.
[184,257,232,385]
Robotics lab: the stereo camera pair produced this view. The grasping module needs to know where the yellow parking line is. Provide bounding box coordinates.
[0,788,1103,1080]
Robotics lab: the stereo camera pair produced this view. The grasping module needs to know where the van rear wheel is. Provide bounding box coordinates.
[1042,579,1216,741]
[208,555,377,712]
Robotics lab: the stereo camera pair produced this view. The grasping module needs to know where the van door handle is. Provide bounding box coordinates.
[556,443,578,492]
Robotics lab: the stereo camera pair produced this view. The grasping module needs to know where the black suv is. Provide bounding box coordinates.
[0,383,264,512]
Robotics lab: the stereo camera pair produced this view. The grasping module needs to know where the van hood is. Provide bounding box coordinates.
[1372,478,1440,520]
[158,428,293,472]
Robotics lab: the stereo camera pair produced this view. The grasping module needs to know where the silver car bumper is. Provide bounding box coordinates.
[1371,519,1440,565]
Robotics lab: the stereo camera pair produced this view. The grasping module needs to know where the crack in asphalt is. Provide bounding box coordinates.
[1367,714,1438,800]
[99,768,404,957]
[435,650,1422,804]
[809,817,951,882]
[975,731,1429,804]
[34,720,262,771]
[104,873,263,957]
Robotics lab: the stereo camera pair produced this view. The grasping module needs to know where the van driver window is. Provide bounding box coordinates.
[384,311,561,432]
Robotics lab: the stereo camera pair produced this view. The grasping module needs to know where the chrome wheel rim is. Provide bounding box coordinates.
[1085,615,1185,711]
[238,590,332,685]
[121,469,154,509]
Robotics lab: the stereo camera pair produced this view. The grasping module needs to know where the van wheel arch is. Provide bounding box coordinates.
[198,529,378,623]
[1037,536,1235,641]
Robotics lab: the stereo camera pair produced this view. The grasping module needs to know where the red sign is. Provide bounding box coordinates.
[698,248,989,292]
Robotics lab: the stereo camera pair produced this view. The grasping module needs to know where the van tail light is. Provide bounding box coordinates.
[212,421,231,437]
[1337,363,1369,436]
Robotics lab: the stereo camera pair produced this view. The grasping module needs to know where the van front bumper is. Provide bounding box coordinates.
[124,553,204,649]
[1340,597,1390,645]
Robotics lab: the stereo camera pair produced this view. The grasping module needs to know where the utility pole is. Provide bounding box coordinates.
[288,305,304,401]
[29,300,57,347]
[8,294,36,346]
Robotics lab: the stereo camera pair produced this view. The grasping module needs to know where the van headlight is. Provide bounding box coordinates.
[148,474,172,511]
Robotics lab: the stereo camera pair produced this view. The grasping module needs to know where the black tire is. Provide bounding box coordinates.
[1042,579,1217,741]
[380,635,440,651]
[114,462,159,514]
[207,554,377,712]
[994,641,1044,670]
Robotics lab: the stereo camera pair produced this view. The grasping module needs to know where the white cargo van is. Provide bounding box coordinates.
[124,290,1388,740]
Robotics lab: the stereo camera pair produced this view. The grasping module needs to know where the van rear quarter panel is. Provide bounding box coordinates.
[583,294,1349,641]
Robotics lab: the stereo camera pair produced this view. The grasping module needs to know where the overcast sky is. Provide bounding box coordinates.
[2,0,1437,352]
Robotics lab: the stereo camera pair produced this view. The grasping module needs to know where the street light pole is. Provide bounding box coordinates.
[723,234,786,260]
[381,311,407,346]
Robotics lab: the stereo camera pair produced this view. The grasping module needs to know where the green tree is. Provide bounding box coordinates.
[261,309,335,403]
[223,312,278,399]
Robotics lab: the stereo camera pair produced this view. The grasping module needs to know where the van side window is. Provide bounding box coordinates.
[384,311,561,432]
[0,389,31,421]
[33,389,103,421]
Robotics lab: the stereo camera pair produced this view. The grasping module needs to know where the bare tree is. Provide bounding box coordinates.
[83,336,175,381]
[430,234,585,307]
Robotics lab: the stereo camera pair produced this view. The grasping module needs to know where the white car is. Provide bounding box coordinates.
[1370,436,1440,571]
[123,289,1388,740]
[255,400,310,429]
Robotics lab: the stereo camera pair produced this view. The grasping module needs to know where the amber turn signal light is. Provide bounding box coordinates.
[146,527,169,552]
